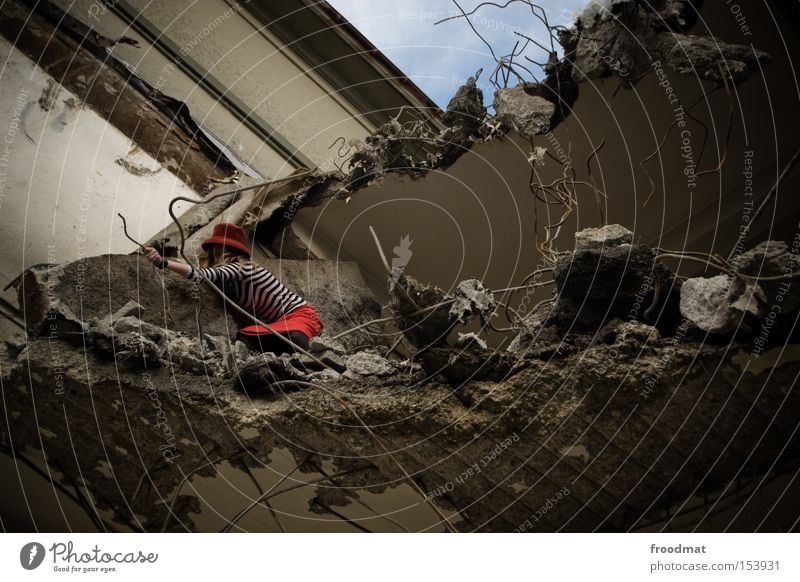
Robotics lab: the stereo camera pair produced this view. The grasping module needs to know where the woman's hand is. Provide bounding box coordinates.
[142,247,191,278]
[143,246,163,267]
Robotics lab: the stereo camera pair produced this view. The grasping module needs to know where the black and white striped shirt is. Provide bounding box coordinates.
[188,262,307,322]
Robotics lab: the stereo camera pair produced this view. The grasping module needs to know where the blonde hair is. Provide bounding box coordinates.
[203,246,250,269]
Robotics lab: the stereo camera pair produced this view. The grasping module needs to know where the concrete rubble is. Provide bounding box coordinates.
[513,225,799,351]
[679,240,800,335]
[344,350,395,377]
[449,278,497,325]
[732,240,800,313]
[570,0,769,84]
[492,86,556,139]
[574,224,634,252]
[0,0,794,533]
[4,225,798,531]
[679,275,742,334]
[551,225,681,332]
[389,274,457,348]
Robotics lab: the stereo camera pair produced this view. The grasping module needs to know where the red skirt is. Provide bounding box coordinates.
[238,304,323,339]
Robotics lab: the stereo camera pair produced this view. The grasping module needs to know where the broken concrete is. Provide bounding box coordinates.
[4,239,800,532]
[654,33,769,84]
[438,74,487,166]
[390,275,457,348]
[389,276,501,351]
[16,254,382,351]
[419,343,514,384]
[449,279,497,325]
[344,350,395,377]
[552,242,680,331]
[455,332,488,350]
[343,117,440,190]
[574,224,634,252]
[18,255,239,340]
[678,240,800,335]
[87,316,162,366]
[507,301,565,357]
[235,352,310,394]
[493,86,556,138]
[570,0,769,84]
[5,310,798,531]
[733,240,800,313]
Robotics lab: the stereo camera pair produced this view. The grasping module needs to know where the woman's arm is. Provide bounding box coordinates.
[142,247,246,282]
[143,246,192,278]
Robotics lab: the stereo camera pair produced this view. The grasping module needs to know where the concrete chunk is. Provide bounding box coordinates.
[574,224,633,252]
[679,275,739,334]
[493,85,556,138]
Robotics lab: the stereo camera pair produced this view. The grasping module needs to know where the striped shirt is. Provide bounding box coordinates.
[188,261,307,323]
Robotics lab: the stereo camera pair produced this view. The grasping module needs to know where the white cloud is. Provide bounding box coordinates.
[328,0,589,107]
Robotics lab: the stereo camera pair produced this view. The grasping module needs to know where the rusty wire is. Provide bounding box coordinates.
[640,88,723,207]
[116,212,146,250]
[435,0,563,89]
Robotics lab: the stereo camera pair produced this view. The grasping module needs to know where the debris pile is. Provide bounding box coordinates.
[3,234,800,531]
[389,275,457,348]
[679,240,800,335]
[571,0,769,83]
[511,225,799,356]
[550,225,681,332]
[0,0,793,533]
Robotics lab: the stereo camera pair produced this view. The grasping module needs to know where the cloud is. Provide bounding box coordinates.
[327,0,588,107]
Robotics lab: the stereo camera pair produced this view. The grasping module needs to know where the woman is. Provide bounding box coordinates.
[143,223,323,355]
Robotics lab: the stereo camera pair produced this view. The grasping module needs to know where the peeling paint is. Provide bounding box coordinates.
[20,100,36,143]
[115,145,163,176]
[38,78,60,111]
[510,481,527,493]
[560,444,591,463]
[50,97,78,133]
[238,427,259,440]
[96,461,113,478]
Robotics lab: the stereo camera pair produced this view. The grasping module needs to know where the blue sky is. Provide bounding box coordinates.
[327,0,588,109]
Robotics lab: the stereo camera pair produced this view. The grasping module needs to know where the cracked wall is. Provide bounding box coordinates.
[0,34,200,288]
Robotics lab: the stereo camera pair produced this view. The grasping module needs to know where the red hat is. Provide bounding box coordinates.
[202,223,251,257]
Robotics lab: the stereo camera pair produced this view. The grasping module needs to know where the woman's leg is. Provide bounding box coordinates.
[245,330,309,355]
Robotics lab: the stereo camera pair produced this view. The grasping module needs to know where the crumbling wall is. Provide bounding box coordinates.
[2,0,797,533]
[0,0,236,192]
[4,228,799,531]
